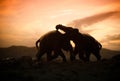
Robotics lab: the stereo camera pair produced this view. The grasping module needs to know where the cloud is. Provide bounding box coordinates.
[106,34,120,41]
[67,11,119,27]
[101,34,120,50]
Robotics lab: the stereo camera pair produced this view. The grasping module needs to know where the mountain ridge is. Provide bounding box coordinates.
[0,46,120,59]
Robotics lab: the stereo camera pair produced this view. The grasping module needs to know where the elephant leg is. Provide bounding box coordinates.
[69,48,75,61]
[78,50,85,61]
[85,51,91,62]
[92,50,101,61]
[36,49,46,61]
[46,50,52,61]
[55,50,67,62]
[74,47,79,57]
[36,50,41,60]
[70,52,75,61]
[50,51,59,60]
[74,50,78,56]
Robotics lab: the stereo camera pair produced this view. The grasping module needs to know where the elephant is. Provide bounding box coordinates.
[36,25,79,62]
[75,34,102,61]
[56,25,102,62]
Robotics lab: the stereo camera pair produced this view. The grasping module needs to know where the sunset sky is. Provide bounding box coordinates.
[0,0,120,50]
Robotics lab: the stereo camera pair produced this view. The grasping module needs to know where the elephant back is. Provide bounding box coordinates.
[38,30,66,49]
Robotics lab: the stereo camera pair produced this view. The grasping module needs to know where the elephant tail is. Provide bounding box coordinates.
[36,39,40,50]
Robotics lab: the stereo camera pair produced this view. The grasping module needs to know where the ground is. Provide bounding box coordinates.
[0,59,120,81]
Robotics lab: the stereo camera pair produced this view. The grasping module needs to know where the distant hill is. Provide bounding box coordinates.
[0,46,37,59]
[100,48,120,59]
[0,46,120,59]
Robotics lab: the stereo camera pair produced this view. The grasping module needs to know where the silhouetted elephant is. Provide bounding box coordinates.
[77,34,102,61]
[56,25,102,62]
[36,25,78,62]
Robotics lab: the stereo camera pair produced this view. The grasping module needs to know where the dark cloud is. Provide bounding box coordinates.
[106,34,120,41]
[101,34,120,42]
[67,11,120,31]
[102,34,120,46]
[101,34,120,50]
[110,12,120,20]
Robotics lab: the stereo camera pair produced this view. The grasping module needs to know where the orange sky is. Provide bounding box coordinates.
[0,0,120,50]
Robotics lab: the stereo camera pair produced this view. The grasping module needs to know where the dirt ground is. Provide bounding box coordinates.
[0,59,120,81]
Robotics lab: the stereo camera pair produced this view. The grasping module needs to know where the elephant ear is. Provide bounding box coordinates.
[72,28,83,37]
[73,28,79,33]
